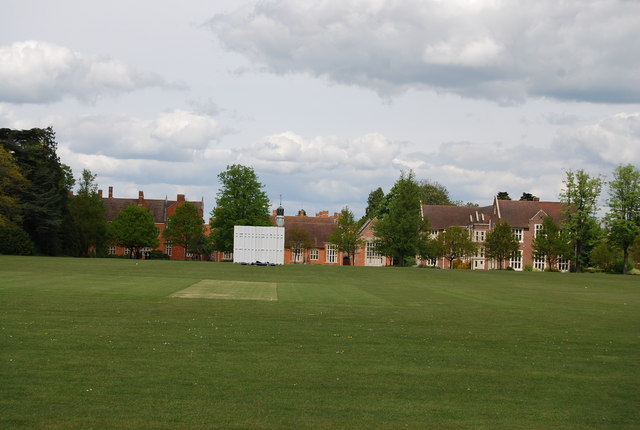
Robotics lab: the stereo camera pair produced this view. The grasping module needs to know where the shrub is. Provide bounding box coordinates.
[0,222,34,255]
[150,250,170,260]
[524,264,533,272]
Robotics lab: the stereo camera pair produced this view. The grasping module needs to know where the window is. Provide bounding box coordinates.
[366,242,381,259]
[310,249,319,261]
[293,249,304,263]
[534,256,546,271]
[513,228,523,242]
[557,258,570,272]
[474,230,486,242]
[165,241,172,257]
[326,244,337,263]
[475,246,485,258]
[430,230,439,238]
[534,224,543,238]
[185,245,192,258]
[473,259,485,270]
[510,250,523,271]
[108,246,116,255]
[223,251,233,261]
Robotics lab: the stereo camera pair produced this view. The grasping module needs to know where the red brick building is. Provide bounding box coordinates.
[101,186,204,260]
[422,196,568,271]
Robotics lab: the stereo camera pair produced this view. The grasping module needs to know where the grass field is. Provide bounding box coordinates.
[0,256,638,429]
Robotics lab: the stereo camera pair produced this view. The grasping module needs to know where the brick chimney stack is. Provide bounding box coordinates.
[138,191,144,205]
[98,189,103,198]
[108,186,113,198]
[177,194,185,203]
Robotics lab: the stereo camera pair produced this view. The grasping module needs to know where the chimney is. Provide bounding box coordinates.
[98,189,103,198]
[108,186,113,198]
[533,196,540,201]
[177,194,185,203]
[298,209,307,217]
[316,210,329,218]
[138,191,144,205]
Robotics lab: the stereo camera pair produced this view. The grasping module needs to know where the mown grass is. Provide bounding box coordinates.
[0,256,638,429]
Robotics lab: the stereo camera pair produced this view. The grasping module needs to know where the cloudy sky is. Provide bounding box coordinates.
[2,0,639,217]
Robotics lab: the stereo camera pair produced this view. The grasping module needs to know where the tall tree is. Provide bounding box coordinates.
[420,180,454,205]
[533,216,572,271]
[519,192,536,201]
[0,128,73,255]
[285,226,313,263]
[605,164,640,274]
[436,225,477,269]
[364,187,385,219]
[108,205,159,258]
[328,207,364,265]
[374,171,428,266]
[210,165,272,252]
[559,169,603,272]
[68,169,108,257]
[484,221,520,269]
[163,202,205,260]
[497,191,511,200]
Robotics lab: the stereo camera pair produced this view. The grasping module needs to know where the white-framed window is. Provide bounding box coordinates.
[366,242,381,259]
[513,228,523,242]
[310,249,319,261]
[108,246,116,255]
[293,249,304,263]
[557,258,570,272]
[326,244,337,263]
[473,259,485,270]
[534,256,546,271]
[165,241,172,256]
[534,224,544,238]
[474,230,486,242]
[185,245,192,258]
[510,250,523,271]
[475,246,485,258]
[223,251,233,261]
[430,230,439,239]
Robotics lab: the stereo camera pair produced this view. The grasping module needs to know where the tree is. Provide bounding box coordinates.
[484,221,520,269]
[0,127,73,255]
[559,169,603,272]
[0,144,29,225]
[519,192,536,201]
[210,165,273,252]
[108,205,159,258]
[364,187,385,219]
[285,226,313,263]
[533,216,571,271]
[436,225,477,269]
[328,207,364,265]
[374,171,428,266]
[589,241,616,272]
[420,180,454,205]
[497,192,511,200]
[163,202,205,260]
[605,164,640,274]
[0,220,34,255]
[68,169,108,257]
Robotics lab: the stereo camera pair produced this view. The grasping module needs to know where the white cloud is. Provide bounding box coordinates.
[0,40,174,104]
[208,0,640,103]
[58,109,226,162]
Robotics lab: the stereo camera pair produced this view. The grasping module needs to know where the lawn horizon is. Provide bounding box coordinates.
[1,256,638,429]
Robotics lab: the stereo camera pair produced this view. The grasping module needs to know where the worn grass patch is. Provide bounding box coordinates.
[170,279,278,301]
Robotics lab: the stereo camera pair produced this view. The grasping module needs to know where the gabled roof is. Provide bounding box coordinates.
[103,197,203,224]
[422,205,492,230]
[494,199,565,228]
[282,215,337,248]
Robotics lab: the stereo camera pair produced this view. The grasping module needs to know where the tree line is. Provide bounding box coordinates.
[2,127,639,272]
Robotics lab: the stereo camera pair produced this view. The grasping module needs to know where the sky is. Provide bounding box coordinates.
[2,0,639,218]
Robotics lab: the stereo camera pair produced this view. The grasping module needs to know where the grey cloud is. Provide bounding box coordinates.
[207,0,640,104]
[0,41,178,104]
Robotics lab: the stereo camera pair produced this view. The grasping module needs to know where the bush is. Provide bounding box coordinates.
[524,264,533,272]
[0,222,34,255]
[612,258,633,274]
[150,250,170,260]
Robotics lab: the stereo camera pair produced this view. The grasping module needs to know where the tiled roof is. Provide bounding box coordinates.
[422,205,493,230]
[282,216,337,248]
[496,200,565,227]
[103,197,203,224]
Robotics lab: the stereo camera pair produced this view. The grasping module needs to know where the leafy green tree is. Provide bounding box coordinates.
[374,171,428,266]
[285,226,313,263]
[328,207,364,265]
[68,169,108,257]
[519,192,536,201]
[163,202,205,260]
[533,216,572,271]
[0,220,34,255]
[559,169,603,272]
[364,187,385,219]
[436,225,477,269]
[0,127,73,255]
[109,205,159,258]
[605,164,640,274]
[420,180,454,205]
[210,164,273,252]
[497,191,511,200]
[0,144,29,225]
[484,221,520,269]
[589,241,616,272]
